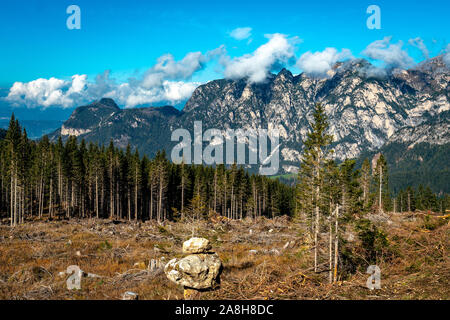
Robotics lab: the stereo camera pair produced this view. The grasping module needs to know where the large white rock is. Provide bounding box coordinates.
[182,237,212,254]
[164,253,222,290]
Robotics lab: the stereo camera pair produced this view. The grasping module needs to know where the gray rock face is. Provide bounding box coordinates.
[386,111,450,148]
[165,253,222,290]
[182,57,449,171]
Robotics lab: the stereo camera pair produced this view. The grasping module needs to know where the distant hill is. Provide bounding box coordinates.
[0,119,63,140]
[49,98,183,159]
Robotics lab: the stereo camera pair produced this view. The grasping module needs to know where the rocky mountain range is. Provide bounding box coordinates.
[49,56,449,176]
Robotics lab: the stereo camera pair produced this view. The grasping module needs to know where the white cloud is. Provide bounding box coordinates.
[163,81,200,102]
[69,74,88,93]
[223,33,297,83]
[229,27,252,40]
[6,75,87,108]
[117,81,200,108]
[141,52,204,89]
[362,36,415,70]
[141,47,224,89]
[5,73,201,109]
[408,37,429,59]
[296,48,352,78]
[4,48,224,109]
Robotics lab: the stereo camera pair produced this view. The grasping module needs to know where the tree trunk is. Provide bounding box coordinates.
[95,174,99,218]
[66,180,70,218]
[223,175,227,217]
[127,188,131,221]
[379,165,383,213]
[158,178,163,223]
[14,171,18,226]
[49,178,53,218]
[213,169,217,214]
[150,182,153,220]
[314,149,321,273]
[231,185,234,220]
[135,170,138,221]
[407,191,411,212]
[314,204,319,273]
[181,174,185,218]
[110,162,114,219]
[58,162,62,203]
[333,205,339,283]
[10,166,13,227]
[329,202,333,284]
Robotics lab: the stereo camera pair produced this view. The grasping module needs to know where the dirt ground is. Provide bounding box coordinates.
[0,212,448,300]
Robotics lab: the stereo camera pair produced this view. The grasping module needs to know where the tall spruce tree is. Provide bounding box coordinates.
[297,103,333,272]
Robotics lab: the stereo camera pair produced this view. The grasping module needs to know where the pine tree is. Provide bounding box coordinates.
[373,154,390,213]
[132,149,141,220]
[154,151,168,223]
[185,193,207,235]
[297,103,334,272]
[6,114,22,226]
[179,159,189,218]
[360,158,371,209]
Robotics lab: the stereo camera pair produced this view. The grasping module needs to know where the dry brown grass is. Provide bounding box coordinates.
[0,212,448,300]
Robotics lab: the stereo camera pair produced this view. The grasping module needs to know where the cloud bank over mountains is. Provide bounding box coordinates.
[3,31,448,110]
[222,33,298,83]
[297,48,352,78]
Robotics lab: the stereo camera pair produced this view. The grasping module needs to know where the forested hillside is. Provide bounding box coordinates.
[2,110,447,228]
[0,115,293,226]
[357,112,450,194]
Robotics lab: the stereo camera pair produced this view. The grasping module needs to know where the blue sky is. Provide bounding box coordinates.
[0,0,448,118]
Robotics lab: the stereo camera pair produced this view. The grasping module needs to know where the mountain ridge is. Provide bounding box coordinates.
[48,56,449,175]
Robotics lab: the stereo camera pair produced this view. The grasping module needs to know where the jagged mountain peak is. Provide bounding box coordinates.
[69,98,120,121]
[95,98,120,109]
[276,68,294,79]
